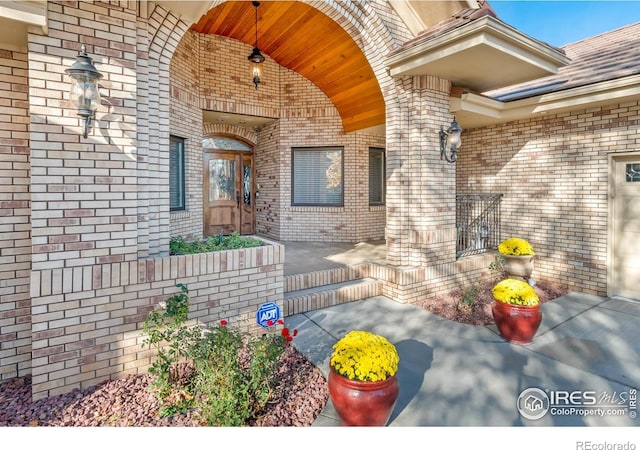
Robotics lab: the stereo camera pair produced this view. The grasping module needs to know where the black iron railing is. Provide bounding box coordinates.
[456,193,503,257]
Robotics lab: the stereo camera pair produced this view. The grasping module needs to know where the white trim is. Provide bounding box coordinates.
[453,75,640,128]
[387,16,569,72]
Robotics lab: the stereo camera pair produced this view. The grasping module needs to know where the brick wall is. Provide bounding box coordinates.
[0,48,31,380]
[458,101,640,295]
[29,241,284,400]
[168,29,202,240]
[169,31,387,243]
[28,1,140,271]
[0,0,489,394]
[384,75,457,267]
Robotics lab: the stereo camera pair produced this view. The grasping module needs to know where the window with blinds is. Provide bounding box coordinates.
[170,136,185,211]
[292,147,344,206]
[369,147,385,205]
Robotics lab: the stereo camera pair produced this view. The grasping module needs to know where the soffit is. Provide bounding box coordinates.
[189,1,385,133]
[386,11,570,92]
[453,22,640,129]
[389,0,480,36]
[0,1,47,52]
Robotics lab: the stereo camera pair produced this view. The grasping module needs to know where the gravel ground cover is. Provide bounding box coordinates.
[0,279,568,427]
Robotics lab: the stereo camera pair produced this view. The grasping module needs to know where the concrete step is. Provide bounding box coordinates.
[284,265,369,293]
[283,277,382,317]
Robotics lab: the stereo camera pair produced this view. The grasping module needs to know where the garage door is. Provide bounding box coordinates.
[611,155,640,300]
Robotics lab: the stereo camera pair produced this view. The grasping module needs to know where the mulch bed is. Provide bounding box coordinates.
[417,278,570,326]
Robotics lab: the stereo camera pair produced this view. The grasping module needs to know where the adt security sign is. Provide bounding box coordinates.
[256,302,281,328]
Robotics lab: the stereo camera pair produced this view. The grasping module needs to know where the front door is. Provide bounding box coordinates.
[611,155,640,300]
[203,150,255,236]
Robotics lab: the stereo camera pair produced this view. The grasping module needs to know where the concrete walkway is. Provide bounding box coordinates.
[288,292,640,426]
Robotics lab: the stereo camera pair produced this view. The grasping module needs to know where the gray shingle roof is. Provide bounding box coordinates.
[484,22,640,101]
[387,5,565,60]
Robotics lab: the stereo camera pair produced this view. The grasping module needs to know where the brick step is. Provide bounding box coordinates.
[282,277,382,316]
[284,265,369,293]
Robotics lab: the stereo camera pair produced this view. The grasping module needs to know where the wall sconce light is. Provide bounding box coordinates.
[247,1,265,90]
[439,116,462,163]
[65,45,103,138]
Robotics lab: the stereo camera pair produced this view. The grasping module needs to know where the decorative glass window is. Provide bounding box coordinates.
[243,163,251,205]
[626,163,640,182]
[369,147,385,206]
[292,147,344,206]
[209,159,235,202]
[169,136,185,211]
[203,136,251,151]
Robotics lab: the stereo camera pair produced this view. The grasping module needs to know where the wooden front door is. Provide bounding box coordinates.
[203,151,255,236]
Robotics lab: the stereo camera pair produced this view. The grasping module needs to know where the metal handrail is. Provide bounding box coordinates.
[456,193,503,257]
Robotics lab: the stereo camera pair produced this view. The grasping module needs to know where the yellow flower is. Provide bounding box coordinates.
[492,279,540,306]
[330,331,399,382]
[498,237,535,256]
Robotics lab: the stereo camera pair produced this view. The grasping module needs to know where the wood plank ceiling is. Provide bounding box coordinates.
[190,1,385,133]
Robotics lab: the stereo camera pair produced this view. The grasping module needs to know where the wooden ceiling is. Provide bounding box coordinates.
[190,1,385,133]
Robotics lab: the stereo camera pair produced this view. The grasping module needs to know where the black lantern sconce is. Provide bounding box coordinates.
[439,116,462,163]
[248,1,265,90]
[65,45,103,138]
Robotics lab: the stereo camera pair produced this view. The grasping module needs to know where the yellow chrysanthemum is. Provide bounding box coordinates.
[330,331,399,382]
[498,237,535,256]
[492,278,539,306]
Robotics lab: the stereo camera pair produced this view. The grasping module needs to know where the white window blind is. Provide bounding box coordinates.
[369,147,385,205]
[292,147,343,206]
[169,136,185,211]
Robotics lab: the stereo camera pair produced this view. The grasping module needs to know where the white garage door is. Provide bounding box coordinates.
[612,155,640,300]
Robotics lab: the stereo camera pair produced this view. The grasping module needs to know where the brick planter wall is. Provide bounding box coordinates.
[29,239,284,400]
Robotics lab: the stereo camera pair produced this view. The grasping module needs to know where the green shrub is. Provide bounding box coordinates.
[459,284,479,311]
[169,232,262,255]
[141,284,295,426]
[489,254,507,282]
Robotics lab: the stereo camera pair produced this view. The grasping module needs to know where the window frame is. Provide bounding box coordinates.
[169,135,186,212]
[369,147,386,206]
[291,146,345,207]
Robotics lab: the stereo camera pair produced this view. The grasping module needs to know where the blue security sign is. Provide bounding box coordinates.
[256,302,281,328]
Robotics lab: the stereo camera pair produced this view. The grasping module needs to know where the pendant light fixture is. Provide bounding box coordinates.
[248,1,265,90]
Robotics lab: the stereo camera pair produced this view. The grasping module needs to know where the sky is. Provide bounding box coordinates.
[488,0,640,47]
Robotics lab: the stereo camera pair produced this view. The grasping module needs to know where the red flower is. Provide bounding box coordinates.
[281,327,290,337]
[267,320,274,327]
[285,335,293,342]
[277,319,284,325]
[220,320,227,326]
[293,329,298,337]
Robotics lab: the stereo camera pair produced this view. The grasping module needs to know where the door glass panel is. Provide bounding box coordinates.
[243,163,251,205]
[626,163,640,182]
[209,159,235,201]
[203,137,251,151]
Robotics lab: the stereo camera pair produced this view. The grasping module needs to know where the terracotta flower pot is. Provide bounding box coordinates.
[502,254,534,280]
[328,365,399,426]
[491,301,542,344]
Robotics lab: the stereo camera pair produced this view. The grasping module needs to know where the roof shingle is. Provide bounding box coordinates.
[484,22,640,101]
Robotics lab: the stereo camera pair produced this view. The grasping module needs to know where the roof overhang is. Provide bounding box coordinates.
[156,1,215,24]
[385,15,571,92]
[0,1,47,52]
[451,75,640,129]
[388,0,480,36]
